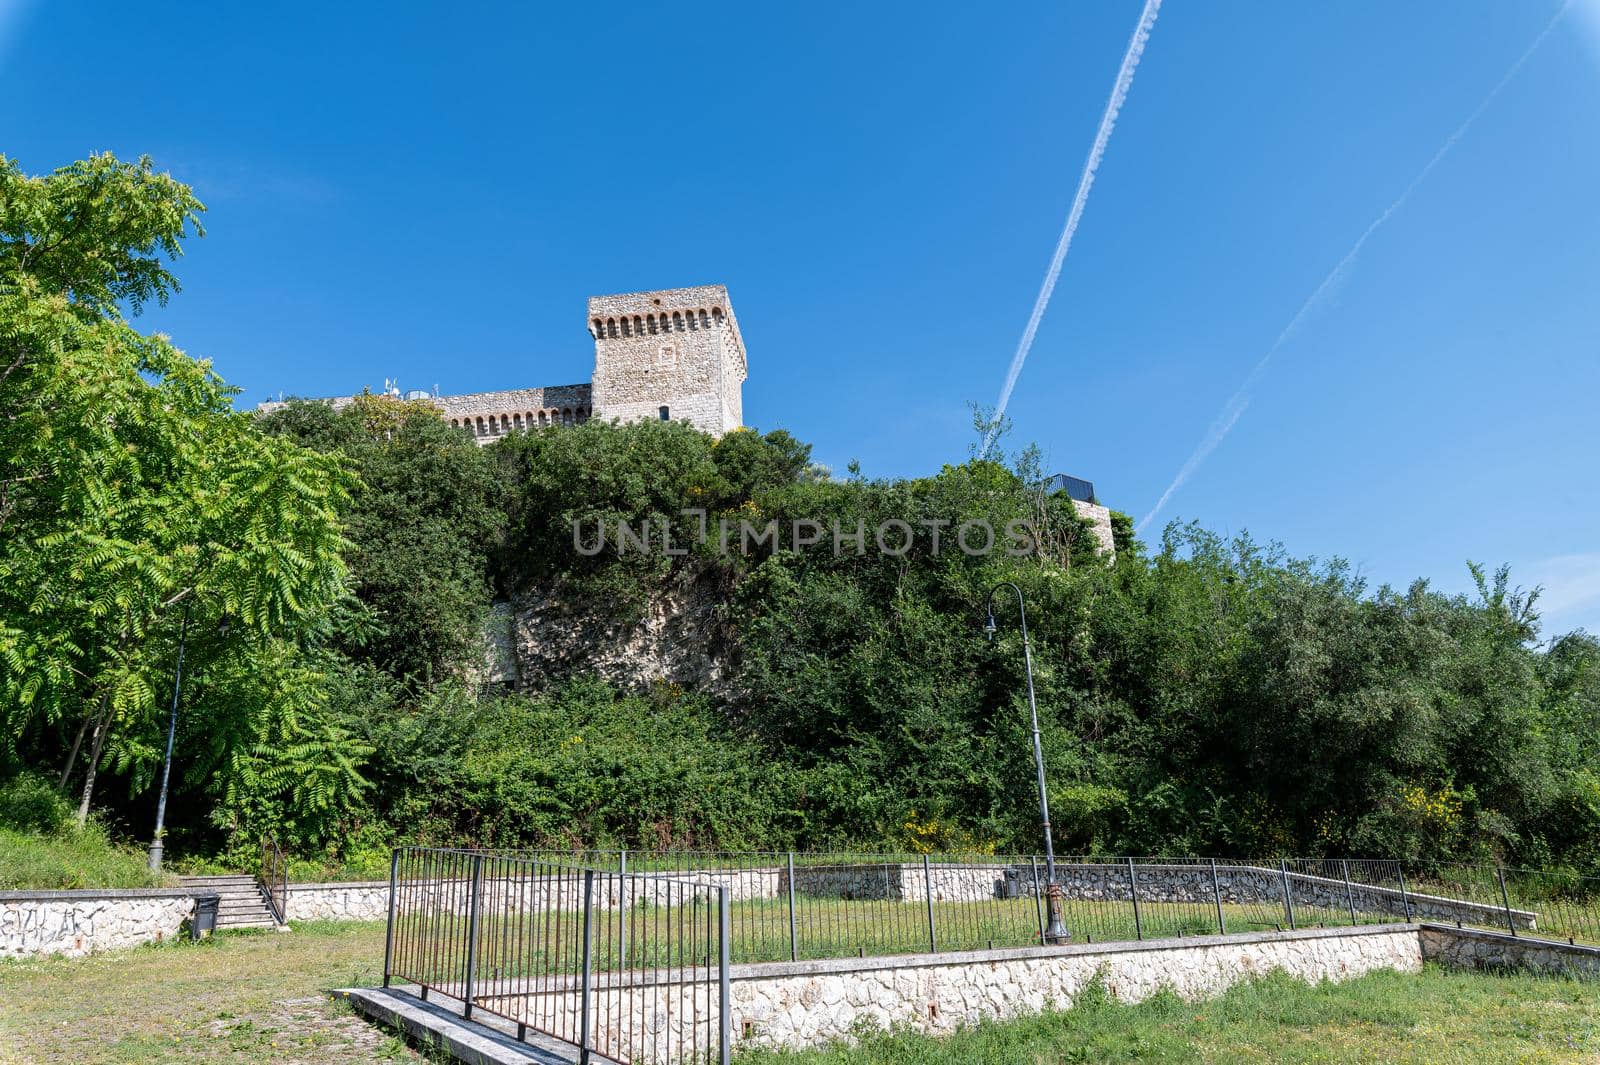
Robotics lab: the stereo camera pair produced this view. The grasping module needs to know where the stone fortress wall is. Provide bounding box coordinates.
[257,284,746,443]
[439,383,594,442]
[587,284,747,436]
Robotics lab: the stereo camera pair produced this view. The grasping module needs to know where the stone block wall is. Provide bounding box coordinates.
[440,925,1423,1062]
[786,862,1004,904]
[1070,499,1117,557]
[0,888,201,958]
[999,863,1538,931]
[588,285,746,436]
[1419,924,1600,977]
[730,926,1422,1052]
[288,882,391,922]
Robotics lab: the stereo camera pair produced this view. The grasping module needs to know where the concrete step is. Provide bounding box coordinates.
[344,987,579,1064]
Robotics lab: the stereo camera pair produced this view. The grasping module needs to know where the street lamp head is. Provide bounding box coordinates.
[217,615,231,638]
[983,612,998,640]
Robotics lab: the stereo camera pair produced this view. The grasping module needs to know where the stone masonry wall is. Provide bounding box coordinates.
[288,882,391,922]
[730,926,1422,1052]
[788,863,1004,904]
[1071,499,1117,557]
[461,925,1422,1062]
[1419,924,1600,978]
[0,889,199,958]
[589,285,745,437]
[999,863,1538,931]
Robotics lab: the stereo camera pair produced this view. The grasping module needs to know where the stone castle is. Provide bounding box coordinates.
[260,284,748,442]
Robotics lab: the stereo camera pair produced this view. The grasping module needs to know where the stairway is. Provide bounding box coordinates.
[178,874,283,930]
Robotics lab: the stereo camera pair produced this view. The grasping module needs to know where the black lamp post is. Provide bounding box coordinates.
[985,581,1070,945]
[149,606,227,872]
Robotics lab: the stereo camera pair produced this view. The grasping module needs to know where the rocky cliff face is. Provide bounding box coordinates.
[496,569,730,694]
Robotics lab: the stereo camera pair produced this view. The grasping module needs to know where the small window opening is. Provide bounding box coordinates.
[658,406,670,421]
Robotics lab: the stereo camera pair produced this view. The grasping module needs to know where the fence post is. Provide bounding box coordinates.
[463,854,483,1020]
[382,849,399,987]
[1126,858,1143,941]
[1030,855,1046,944]
[1210,858,1226,935]
[1341,860,1358,927]
[1279,859,1297,930]
[618,849,628,969]
[1497,865,1518,937]
[580,869,594,1064]
[719,886,732,1065]
[786,851,798,963]
[923,854,938,953]
[1398,865,1413,922]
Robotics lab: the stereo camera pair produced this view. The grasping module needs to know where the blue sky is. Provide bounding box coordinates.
[4,1,1597,635]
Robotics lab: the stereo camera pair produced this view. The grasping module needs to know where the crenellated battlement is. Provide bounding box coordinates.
[587,284,747,380]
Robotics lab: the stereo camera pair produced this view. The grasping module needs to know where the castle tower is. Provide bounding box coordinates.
[587,284,747,435]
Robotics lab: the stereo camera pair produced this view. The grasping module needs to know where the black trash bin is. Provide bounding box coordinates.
[191,893,219,940]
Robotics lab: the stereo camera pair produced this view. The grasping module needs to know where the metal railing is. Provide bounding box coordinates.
[384,848,731,1065]
[379,847,1600,1063]
[259,833,288,926]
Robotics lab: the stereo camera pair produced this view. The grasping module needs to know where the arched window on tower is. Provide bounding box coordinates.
[658,405,670,421]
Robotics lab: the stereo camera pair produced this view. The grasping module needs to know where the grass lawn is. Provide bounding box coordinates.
[0,921,425,1065]
[3,921,1599,1064]
[0,826,174,891]
[739,966,1600,1065]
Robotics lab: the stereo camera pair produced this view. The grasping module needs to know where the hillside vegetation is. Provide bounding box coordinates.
[4,153,1599,879]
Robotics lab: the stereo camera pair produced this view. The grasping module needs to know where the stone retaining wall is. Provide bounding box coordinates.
[998,863,1538,931]
[788,863,1003,903]
[439,925,1423,1062]
[0,888,202,958]
[1419,924,1600,978]
[730,925,1422,1052]
[288,882,391,922]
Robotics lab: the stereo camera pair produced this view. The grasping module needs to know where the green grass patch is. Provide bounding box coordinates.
[0,920,421,1064]
[736,964,1600,1064]
[0,825,174,890]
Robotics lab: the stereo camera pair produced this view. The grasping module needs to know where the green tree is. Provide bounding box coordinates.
[259,393,504,680]
[0,154,353,826]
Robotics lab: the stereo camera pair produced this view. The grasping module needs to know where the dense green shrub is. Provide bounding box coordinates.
[0,772,72,835]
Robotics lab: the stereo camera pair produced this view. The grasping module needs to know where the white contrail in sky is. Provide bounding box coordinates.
[1137,1,1573,533]
[984,0,1163,454]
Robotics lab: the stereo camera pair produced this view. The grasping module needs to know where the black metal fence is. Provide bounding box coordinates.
[383,848,731,1065]
[259,833,288,926]
[380,848,1600,1062]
